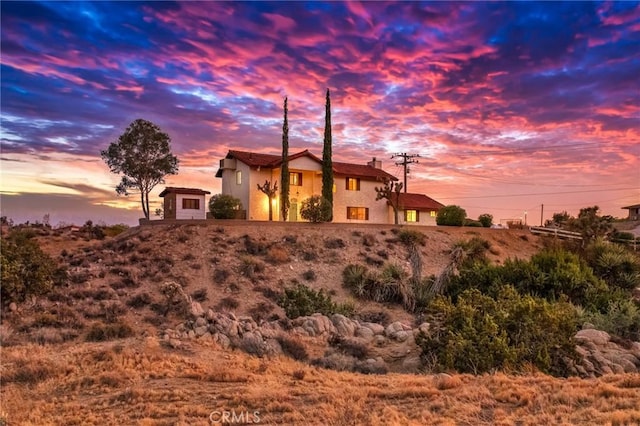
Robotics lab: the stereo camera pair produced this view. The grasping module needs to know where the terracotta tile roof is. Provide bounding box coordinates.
[622,204,640,209]
[220,150,396,181]
[159,187,211,197]
[333,161,396,181]
[392,193,444,210]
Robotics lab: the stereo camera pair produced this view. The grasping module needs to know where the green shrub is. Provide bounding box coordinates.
[478,214,493,228]
[580,298,640,341]
[278,284,353,319]
[342,263,415,311]
[464,220,483,227]
[209,194,243,219]
[300,195,332,223]
[417,287,579,376]
[583,239,640,291]
[436,205,467,226]
[1,230,63,305]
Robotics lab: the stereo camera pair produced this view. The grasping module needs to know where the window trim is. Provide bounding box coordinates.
[182,198,200,210]
[346,206,369,220]
[405,209,419,222]
[346,177,360,191]
[235,170,242,185]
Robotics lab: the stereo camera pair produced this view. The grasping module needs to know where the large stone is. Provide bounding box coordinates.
[194,325,208,337]
[331,314,356,336]
[214,333,231,349]
[195,317,207,327]
[360,322,385,336]
[575,329,611,346]
[190,301,205,317]
[355,326,375,341]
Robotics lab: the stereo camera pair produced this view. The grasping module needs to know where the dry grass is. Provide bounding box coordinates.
[1,339,639,425]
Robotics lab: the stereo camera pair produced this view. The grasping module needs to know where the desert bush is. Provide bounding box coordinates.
[213,268,230,283]
[355,310,391,326]
[361,234,376,247]
[311,352,357,372]
[160,281,188,316]
[464,220,483,227]
[182,253,196,261]
[580,299,640,341]
[453,237,491,264]
[398,229,426,246]
[583,239,640,291]
[243,235,268,255]
[69,271,90,284]
[248,301,276,322]
[239,256,265,278]
[325,238,346,249]
[209,194,243,219]
[218,296,240,311]
[436,205,467,226]
[266,245,289,264]
[4,359,60,385]
[104,223,129,237]
[127,292,153,308]
[278,284,353,319]
[342,264,369,298]
[302,250,318,261]
[364,255,384,267]
[1,230,63,305]
[191,288,208,302]
[86,321,134,341]
[276,334,309,361]
[417,286,579,376]
[300,195,332,223]
[328,334,369,359]
[302,269,316,281]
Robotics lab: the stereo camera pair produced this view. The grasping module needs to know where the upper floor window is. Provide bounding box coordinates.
[346,177,360,191]
[405,210,419,222]
[182,198,200,210]
[290,172,303,186]
[347,207,369,220]
[235,171,242,185]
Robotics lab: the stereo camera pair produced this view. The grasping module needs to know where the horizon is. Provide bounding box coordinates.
[1,1,639,226]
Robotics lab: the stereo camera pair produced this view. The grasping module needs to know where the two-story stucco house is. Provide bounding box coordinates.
[215,149,444,224]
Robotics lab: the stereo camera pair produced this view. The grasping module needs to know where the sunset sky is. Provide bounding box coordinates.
[1,1,639,226]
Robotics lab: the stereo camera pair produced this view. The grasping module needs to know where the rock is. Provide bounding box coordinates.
[194,325,208,337]
[355,326,374,341]
[374,335,387,346]
[401,356,422,372]
[206,309,216,321]
[190,301,204,317]
[360,322,385,335]
[393,330,411,342]
[187,330,195,339]
[575,329,610,346]
[195,317,207,327]
[331,314,356,336]
[8,302,17,312]
[214,333,231,349]
[417,322,430,335]
[264,338,283,356]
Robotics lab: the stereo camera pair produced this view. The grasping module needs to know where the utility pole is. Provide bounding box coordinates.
[391,153,420,193]
[540,204,544,227]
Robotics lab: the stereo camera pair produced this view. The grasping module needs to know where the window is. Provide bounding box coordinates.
[235,170,242,185]
[430,211,437,217]
[405,210,419,222]
[289,172,303,186]
[346,177,360,191]
[182,198,200,209]
[347,207,369,220]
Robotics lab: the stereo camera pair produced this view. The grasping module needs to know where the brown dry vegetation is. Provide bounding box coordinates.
[2,338,640,425]
[2,222,639,424]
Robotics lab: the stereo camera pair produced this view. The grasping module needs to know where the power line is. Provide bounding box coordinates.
[444,187,638,200]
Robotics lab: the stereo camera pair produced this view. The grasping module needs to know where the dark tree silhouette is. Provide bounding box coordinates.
[280,97,290,221]
[101,119,178,219]
[375,178,403,225]
[257,180,278,221]
[321,89,334,221]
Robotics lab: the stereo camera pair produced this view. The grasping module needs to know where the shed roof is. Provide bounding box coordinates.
[622,204,640,210]
[159,187,211,197]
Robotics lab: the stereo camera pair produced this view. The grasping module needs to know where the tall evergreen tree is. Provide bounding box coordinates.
[280,97,290,221]
[321,88,334,221]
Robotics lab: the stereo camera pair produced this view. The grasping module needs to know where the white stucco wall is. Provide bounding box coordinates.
[333,177,388,223]
[394,209,439,226]
[175,194,207,220]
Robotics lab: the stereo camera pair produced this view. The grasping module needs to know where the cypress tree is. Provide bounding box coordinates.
[280,97,290,221]
[321,88,334,221]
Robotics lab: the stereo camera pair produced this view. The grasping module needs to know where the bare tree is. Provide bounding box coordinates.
[257,180,278,221]
[375,178,403,224]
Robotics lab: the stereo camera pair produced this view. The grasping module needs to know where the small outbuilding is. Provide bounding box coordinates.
[622,203,640,221]
[159,187,211,220]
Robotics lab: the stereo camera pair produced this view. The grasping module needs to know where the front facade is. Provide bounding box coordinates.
[159,187,211,220]
[216,150,401,223]
[622,204,640,221]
